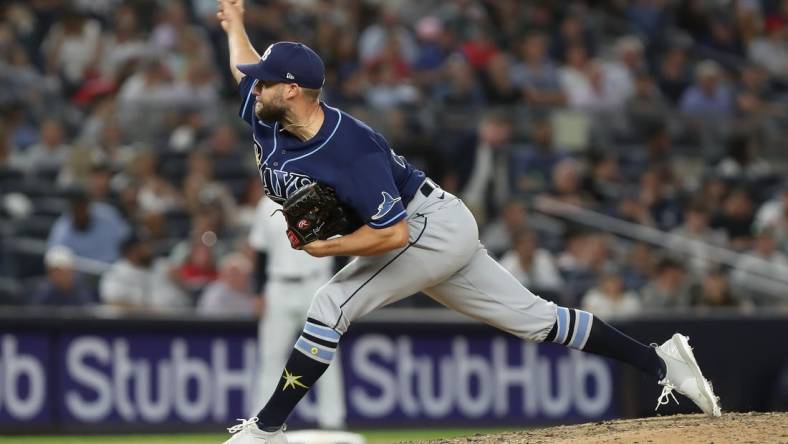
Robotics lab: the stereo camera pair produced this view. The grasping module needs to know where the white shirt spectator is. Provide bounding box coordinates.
[42,17,103,84]
[582,287,642,318]
[731,245,788,303]
[99,258,152,307]
[197,253,258,316]
[198,281,257,316]
[499,248,563,292]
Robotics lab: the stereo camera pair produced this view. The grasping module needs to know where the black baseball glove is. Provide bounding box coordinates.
[278,182,362,249]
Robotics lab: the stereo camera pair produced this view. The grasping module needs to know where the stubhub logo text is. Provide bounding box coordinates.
[0,331,615,426]
[348,335,614,421]
[61,335,257,423]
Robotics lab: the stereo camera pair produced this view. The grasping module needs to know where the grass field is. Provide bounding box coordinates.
[0,428,518,444]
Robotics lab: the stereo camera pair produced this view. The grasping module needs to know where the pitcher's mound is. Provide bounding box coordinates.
[406,412,787,444]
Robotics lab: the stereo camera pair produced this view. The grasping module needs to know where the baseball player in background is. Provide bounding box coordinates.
[217,1,721,443]
[248,195,346,430]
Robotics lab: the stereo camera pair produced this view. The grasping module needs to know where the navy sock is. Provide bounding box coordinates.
[545,307,665,380]
[257,318,341,429]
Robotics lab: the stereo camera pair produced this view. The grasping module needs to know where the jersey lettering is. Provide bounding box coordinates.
[261,166,313,204]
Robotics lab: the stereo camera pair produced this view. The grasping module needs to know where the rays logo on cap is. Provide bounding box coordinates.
[261,44,273,61]
[371,191,401,220]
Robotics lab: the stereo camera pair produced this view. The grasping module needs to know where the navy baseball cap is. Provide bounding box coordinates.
[237,42,325,89]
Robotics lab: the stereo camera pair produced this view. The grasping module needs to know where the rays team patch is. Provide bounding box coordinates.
[371,191,401,220]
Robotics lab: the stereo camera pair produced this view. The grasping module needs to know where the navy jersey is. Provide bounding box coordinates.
[239,76,426,228]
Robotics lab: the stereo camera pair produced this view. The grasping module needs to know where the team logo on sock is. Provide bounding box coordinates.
[282,368,308,391]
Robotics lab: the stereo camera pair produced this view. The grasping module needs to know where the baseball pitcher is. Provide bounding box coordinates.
[217,1,720,442]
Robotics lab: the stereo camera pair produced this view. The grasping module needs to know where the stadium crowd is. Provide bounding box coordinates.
[1,0,787,316]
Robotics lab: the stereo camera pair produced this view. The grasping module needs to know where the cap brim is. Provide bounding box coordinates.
[236,62,282,83]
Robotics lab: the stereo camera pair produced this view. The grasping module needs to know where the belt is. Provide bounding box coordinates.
[420,178,438,197]
[272,272,324,283]
[275,276,307,283]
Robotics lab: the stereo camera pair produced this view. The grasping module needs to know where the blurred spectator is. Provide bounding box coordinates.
[48,187,130,264]
[197,253,260,316]
[461,112,514,221]
[557,230,612,305]
[99,233,154,311]
[624,70,670,136]
[715,132,772,184]
[130,150,182,215]
[702,14,746,69]
[583,151,625,209]
[656,46,691,104]
[510,31,565,107]
[620,242,655,291]
[678,60,734,117]
[641,257,692,309]
[559,45,602,111]
[697,174,730,217]
[30,246,94,306]
[182,150,238,225]
[458,25,500,71]
[670,201,728,275]
[13,118,71,178]
[731,226,788,304]
[479,53,519,105]
[433,53,485,107]
[509,117,569,196]
[581,272,641,318]
[480,198,526,258]
[711,187,756,251]
[639,167,683,231]
[734,64,779,118]
[748,16,788,81]
[99,4,151,79]
[41,7,103,92]
[603,35,645,107]
[552,14,594,62]
[174,238,219,295]
[547,158,588,207]
[692,267,741,308]
[359,5,417,67]
[499,228,563,294]
[754,185,788,246]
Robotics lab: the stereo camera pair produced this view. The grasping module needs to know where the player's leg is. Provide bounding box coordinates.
[301,277,346,430]
[425,248,664,377]
[254,196,478,430]
[254,288,297,413]
[425,247,720,416]
[314,350,346,429]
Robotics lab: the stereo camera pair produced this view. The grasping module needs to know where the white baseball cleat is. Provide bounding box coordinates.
[222,417,288,443]
[654,333,721,417]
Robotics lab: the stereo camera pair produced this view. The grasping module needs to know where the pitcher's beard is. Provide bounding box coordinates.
[256,102,286,122]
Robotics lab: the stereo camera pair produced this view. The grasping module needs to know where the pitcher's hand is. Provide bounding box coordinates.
[217,0,244,32]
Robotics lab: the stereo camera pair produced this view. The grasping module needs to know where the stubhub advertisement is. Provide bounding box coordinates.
[0,328,616,430]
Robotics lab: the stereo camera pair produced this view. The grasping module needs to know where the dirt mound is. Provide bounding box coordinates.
[406,412,787,444]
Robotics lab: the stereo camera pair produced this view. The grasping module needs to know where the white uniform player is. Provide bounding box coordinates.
[248,196,346,430]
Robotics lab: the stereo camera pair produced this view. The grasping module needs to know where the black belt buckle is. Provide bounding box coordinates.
[420,179,436,197]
